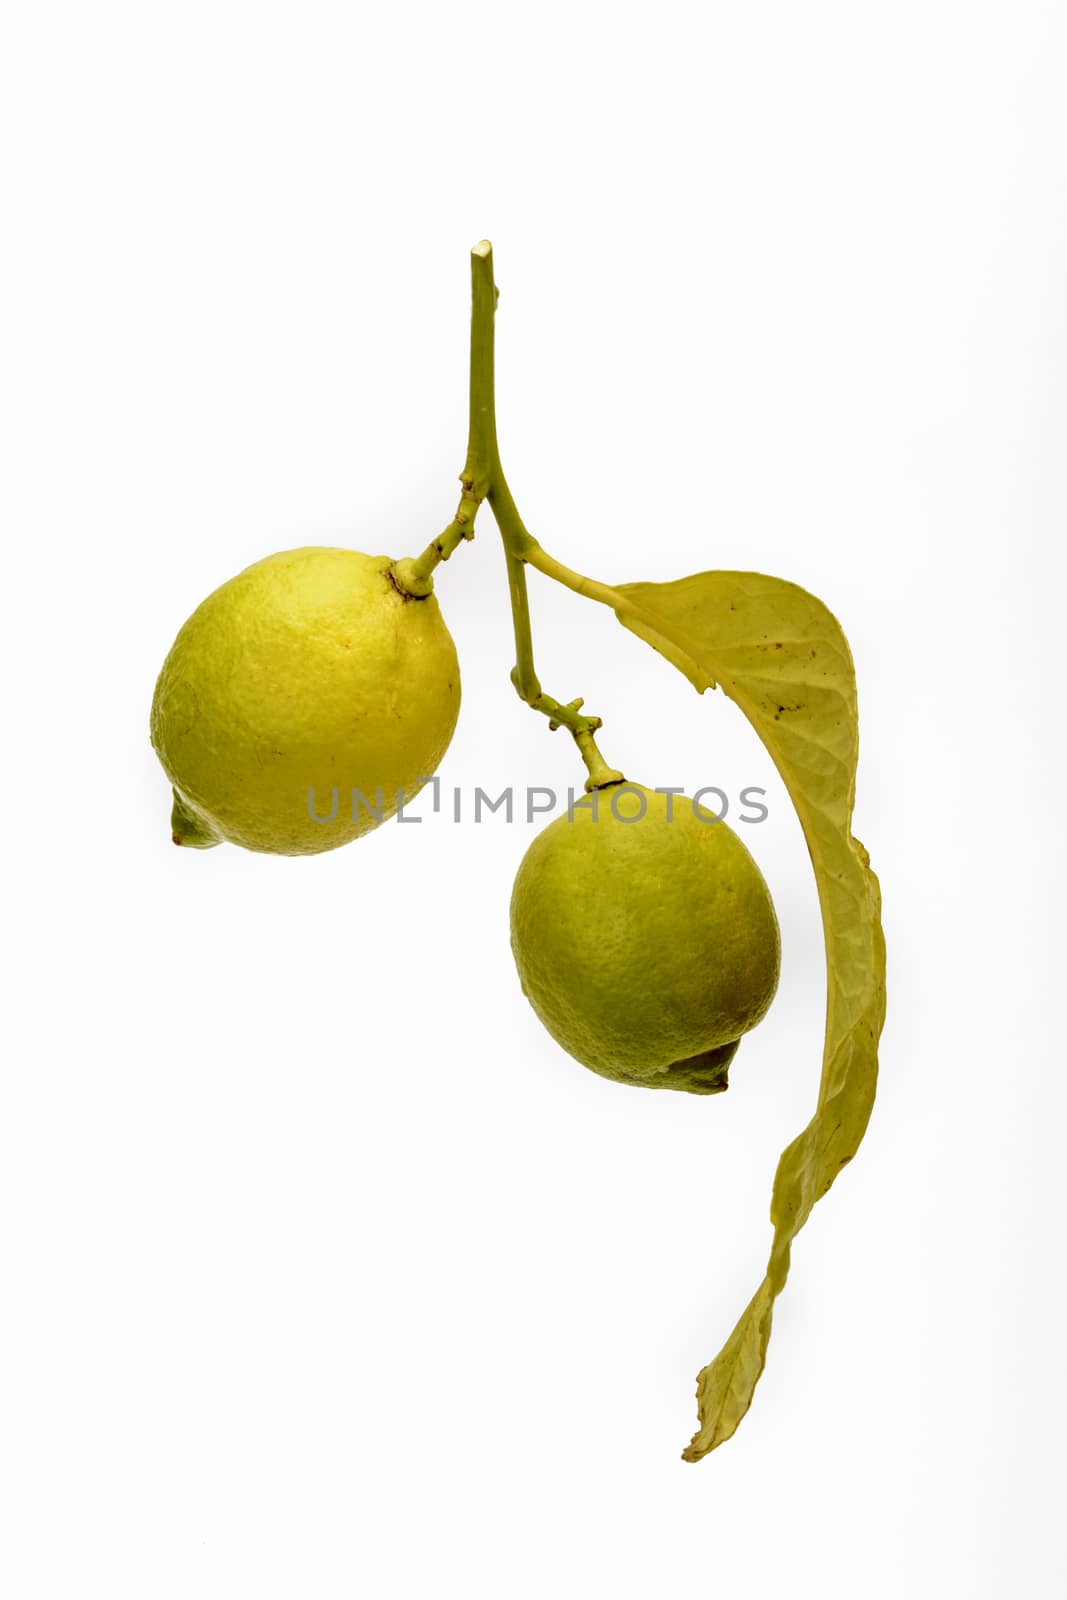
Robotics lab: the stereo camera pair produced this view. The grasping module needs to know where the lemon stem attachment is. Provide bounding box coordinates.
[391,494,477,598]
[572,721,626,793]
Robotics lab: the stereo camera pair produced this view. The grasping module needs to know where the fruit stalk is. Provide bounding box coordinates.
[457,242,623,787]
[391,242,499,597]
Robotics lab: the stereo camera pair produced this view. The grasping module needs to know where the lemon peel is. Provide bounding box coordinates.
[150,546,460,855]
[510,784,780,1092]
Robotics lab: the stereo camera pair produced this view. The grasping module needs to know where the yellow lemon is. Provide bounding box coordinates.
[510,784,780,1093]
[150,547,460,855]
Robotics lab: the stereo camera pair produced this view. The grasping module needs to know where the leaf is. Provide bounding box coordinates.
[613,571,887,1460]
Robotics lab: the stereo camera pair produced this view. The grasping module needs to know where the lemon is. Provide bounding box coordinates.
[150,547,460,855]
[510,784,780,1093]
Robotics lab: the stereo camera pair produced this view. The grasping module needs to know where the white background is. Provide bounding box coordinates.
[2,3,1065,1595]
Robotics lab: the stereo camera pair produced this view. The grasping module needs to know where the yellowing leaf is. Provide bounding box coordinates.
[614,571,886,1460]
[618,612,716,694]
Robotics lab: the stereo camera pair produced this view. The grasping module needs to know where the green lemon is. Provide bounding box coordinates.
[510,784,780,1093]
[150,546,460,855]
